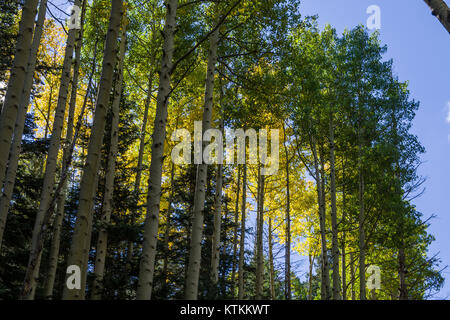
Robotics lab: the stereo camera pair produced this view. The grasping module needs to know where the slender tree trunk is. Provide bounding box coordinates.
[43,0,87,299]
[255,168,264,300]
[341,159,347,300]
[210,126,224,298]
[185,11,220,300]
[268,217,275,300]
[282,124,291,300]
[92,25,127,300]
[127,70,154,262]
[22,0,82,299]
[308,253,314,300]
[137,0,178,300]
[220,202,229,298]
[161,162,175,297]
[44,34,98,299]
[329,115,341,300]
[210,81,225,298]
[62,0,124,300]
[423,0,450,33]
[0,0,47,249]
[0,0,39,186]
[358,148,366,300]
[80,171,101,299]
[319,145,331,300]
[238,163,247,299]
[311,135,330,300]
[230,166,241,298]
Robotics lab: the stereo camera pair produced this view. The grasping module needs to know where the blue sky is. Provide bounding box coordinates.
[297,0,450,299]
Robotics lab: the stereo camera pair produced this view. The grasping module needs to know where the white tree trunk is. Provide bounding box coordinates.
[43,0,87,299]
[136,0,178,300]
[210,163,223,296]
[311,135,330,300]
[62,0,124,300]
[255,169,264,299]
[329,115,341,299]
[0,0,39,187]
[22,0,82,299]
[230,166,241,298]
[282,124,291,299]
[127,73,153,262]
[185,10,220,300]
[238,163,247,299]
[0,0,47,249]
[92,25,127,300]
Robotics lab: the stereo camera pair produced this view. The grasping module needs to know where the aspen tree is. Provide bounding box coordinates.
[329,114,341,299]
[0,0,47,249]
[137,0,178,300]
[43,0,87,299]
[255,168,264,299]
[230,165,241,298]
[210,80,225,298]
[62,0,124,300]
[185,7,221,300]
[282,123,291,299]
[0,0,39,187]
[22,0,82,299]
[268,217,275,300]
[127,74,152,262]
[238,163,247,299]
[92,21,127,300]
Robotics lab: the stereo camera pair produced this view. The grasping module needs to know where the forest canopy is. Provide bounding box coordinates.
[0,0,446,301]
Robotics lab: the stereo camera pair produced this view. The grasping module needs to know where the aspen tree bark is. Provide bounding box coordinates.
[238,163,247,300]
[230,166,241,298]
[341,159,347,300]
[185,10,220,300]
[80,171,100,299]
[0,0,47,249]
[282,124,291,299]
[358,146,366,300]
[0,0,39,186]
[210,84,225,297]
[210,163,223,297]
[268,217,275,300]
[210,113,224,298]
[161,162,175,296]
[137,0,178,300]
[43,0,87,299]
[92,25,127,300]
[308,254,313,300]
[22,0,82,300]
[127,74,153,262]
[62,0,124,300]
[220,203,229,297]
[423,0,450,33]
[311,135,330,300]
[329,115,341,299]
[255,169,264,299]
[319,146,332,300]
[358,172,366,300]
